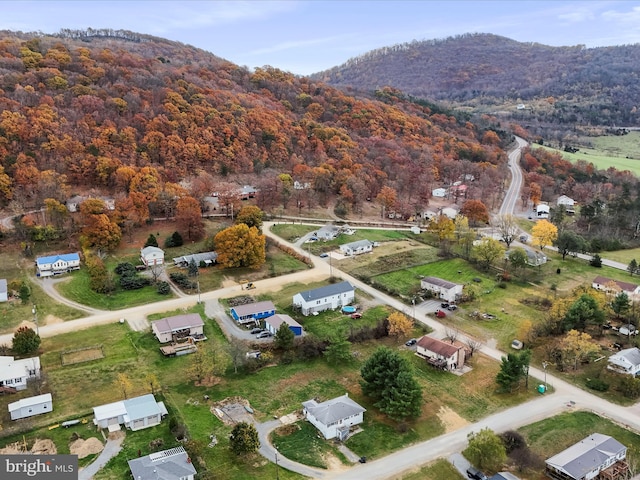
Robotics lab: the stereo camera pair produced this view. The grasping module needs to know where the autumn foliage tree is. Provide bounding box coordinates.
[214,224,266,269]
[79,199,122,252]
[460,199,489,226]
[175,196,204,241]
[531,219,558,251]
[387,312,414,337]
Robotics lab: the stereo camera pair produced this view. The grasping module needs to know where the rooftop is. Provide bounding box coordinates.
[296,281,354,302]
[302,394,365,425]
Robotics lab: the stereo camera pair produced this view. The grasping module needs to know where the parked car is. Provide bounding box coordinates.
[250,328,263,335]
[319,253,329,258]
[350,312,362,319]
[466,467,488,480]
[511,339,524,350]
[519,234,528,243]
[435,309,447,318]
[405,338,417,346]
[441,302,450,309]
[256,331,273,339]
[447,304,457,311]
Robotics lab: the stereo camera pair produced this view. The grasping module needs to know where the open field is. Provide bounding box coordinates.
[399,458,464,480]
[533,131,640,177]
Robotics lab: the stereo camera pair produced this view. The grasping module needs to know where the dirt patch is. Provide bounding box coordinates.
[70,437,104,459]
[221,276,239,288]
[324,453,349,472]
[44,314,64,325]
[211,397,254,425]
[31,439,57,455]
[437,405,469,432]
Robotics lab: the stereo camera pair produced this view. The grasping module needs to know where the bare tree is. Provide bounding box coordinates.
[466,338,483,357]
[226,339,250,374]
[445,327,459,344]
[494,214,520,248]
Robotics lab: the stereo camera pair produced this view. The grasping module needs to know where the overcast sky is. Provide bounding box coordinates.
[2,1,640,75]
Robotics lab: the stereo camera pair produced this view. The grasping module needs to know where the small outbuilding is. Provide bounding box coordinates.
[535,203,550,218]
[8,393,53,420]
[93,394,168,432]
[265,314,303,336]
[140,246,164,267]
[0,278,7,302]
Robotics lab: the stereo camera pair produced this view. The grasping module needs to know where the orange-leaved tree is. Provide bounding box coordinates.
[214,224,266,269]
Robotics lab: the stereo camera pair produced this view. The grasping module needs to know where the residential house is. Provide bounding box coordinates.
[265,314,303,336]
[203,195,219,212]
[450,184,468,198]
[128,446,196,480]
[557,195,575,207]
[545,433,628,480]
[172,251,218,268]
[293,281,355,316]
[592,276,640,300]
[239,185,257,200]
[294,180,311,190]
[339,240,373,256]
[315,224,341,241]
[140,246,164,267]
[302,394,365,440]
[0,356,41,392]
[230,300,276,325]
[416,336,466,371]
[9,393,53,421]
[422,209,438,221]
[151,314,205,344]
[432,187,447,198]
[35,252,81,277]
[607,348,640,376]
[0,278,7,302]
[535,203,550,218]
[420,276,463,303]
[505,248,547,267]
[440,207,459,219]
[65,195,87,212]
[93,394,168,432]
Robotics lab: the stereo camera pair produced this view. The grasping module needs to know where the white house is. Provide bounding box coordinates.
[420,276,463,303]
[557,195,575,207]
[128,446,196,480]
[432,187,447,198]
[440,207,459,219]
[0,356,41,392]
[93,394,168,432]
[35,252,80,277]
[315,224,341,241]
[151,314,205,344]
[302,394,365,440]
[8,393,53,420]
[293,281,355,316]
[505,248,547,267]
[140,246,164,267]
[239,185,257,199]
[608,347,640,376]
[535,203,550,218]
[416,336,466,371]
[545,433,627,480]
[592,276,640,300]
[0,278,7,302]
[65,195,87,212]
[340,240,373,256]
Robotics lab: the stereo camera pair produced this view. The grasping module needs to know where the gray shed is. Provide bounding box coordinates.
[9,393,53,420]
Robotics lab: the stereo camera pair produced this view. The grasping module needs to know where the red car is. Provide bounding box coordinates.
[350,312,362,319]
[435,309,447,318]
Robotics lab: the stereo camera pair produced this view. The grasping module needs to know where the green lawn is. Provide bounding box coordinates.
[271,420,348,469]
[399,458,464,480]
[520,411,640,465]
[269,223,318,242]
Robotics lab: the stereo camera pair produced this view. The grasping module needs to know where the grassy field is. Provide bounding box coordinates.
[520,411,640,472]
[399,458,464,480]
[532,131,640,176]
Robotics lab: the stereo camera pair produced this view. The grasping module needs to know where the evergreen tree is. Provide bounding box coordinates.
[229,422,260,455]
[496,350,531,392]
[628,259,638,276]
[188,258,199,277]
[144,233,158,247]
[273,322,295,351]
[324,335,352,365]
[360,347,422,421]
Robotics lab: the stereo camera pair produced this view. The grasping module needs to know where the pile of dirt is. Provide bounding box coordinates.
[70,437,104,459]
[0,442,25,454]
[31,439,57,455]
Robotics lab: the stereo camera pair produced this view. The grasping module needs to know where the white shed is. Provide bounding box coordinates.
[9,393,53,420]
[432,188,447,198]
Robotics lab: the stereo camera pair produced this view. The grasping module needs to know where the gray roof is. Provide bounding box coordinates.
[0,278,7,295]
[8,393,52,412]
[342,240,373,249]
[611,347,640,367]
[123,394,162,422]
[231,300,276,317]
[546,433,626,479]
[267,314,302,330]
[302,394,365,425]
[296,281,354,302]
[489,473,521,480]
[172,251,217,265]
[128,446,196,480]
[151,314,204,334]
[421,276,459,289]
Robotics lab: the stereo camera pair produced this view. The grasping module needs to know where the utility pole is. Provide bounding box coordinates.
[32,305,39,336]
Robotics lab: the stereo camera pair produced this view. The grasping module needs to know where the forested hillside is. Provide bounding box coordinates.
[0,29,509,222]
[314,33,640,137]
